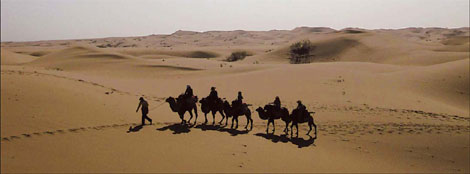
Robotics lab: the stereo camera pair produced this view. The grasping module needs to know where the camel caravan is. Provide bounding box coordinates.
[164,85,317,138]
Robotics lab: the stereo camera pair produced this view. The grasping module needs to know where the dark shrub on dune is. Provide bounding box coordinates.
[343,29,365,34]
[226,51,252,62]
[188,51,218,58]
[289,40,314,64]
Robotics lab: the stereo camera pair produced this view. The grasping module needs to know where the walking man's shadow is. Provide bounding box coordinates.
[127,124,146,133]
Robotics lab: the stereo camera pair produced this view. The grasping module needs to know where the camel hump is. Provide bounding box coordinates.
[264,104,275,110]
[282,107,289,113]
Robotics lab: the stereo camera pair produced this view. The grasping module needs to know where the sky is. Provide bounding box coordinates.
[1,0,469,42]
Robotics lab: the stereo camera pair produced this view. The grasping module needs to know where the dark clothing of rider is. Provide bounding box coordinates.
[231,91,244,109]
[297,102,306,111]
[296,101,308,121]
[273,97,281,108]
[208,88,219,104]
[185,86,193,97]
[237,92,243,103]
[209,90,218,99]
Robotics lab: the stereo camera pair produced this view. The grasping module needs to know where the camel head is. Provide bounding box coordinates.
[256,106,270,120]
[255,107,264,113]
[222,100,231,109]
[165,97,179,112]
[165,97,175,103]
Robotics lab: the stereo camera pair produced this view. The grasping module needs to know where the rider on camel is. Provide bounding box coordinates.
[208,87,219,104]
[270,96,281,110]
[237,91,243,103]
[296,100,306,112]
[232,91,244,109]
[185,85,193,98]
[208,87,218,99]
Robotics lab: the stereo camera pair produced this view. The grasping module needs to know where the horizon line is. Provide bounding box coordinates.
[2,26,469,43]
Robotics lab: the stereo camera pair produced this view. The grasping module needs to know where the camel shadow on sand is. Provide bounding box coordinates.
[156,123,192,134]
[193,124,250,136]
[255,133,316,148]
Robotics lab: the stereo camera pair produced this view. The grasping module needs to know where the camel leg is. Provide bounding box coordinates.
[193,106,198,125]
[219,115,224,125]
[284,122,289,134]
[203,113,208,125]
[231,117,235,129]
[188,111,195,125]
[235,117,239,129]
[211,111,216,125]
[236,118,239,129]
[266,120,270,133]
[249,117,253,130]
[244,115,249,130]
[296,124,299,137]
[219,111,225,125]
[179,112,185,124]
[272,120,276,134]
[246,111,253,130]
[290,123,294,136]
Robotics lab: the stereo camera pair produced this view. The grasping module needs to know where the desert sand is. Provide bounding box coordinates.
[1,27,469,173]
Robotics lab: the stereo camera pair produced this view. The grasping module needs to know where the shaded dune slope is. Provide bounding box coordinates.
[1,49,38,65]
[27,46,136,70]
[385,58,470,113]
[116,49,220,59]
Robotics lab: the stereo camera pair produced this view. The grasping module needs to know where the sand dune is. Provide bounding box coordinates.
[262,36,369,63]
[0,49,38,65]
[1,27,469,173]
[385,59,469,115]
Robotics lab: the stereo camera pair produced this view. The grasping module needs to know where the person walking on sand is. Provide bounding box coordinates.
[136,97,152,125]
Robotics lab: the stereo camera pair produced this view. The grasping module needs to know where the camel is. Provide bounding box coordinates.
[165,95,199,125]
[199,97,227,125]
[256,105,290,134]
[222,100,253,130]
[290,108,317,138]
